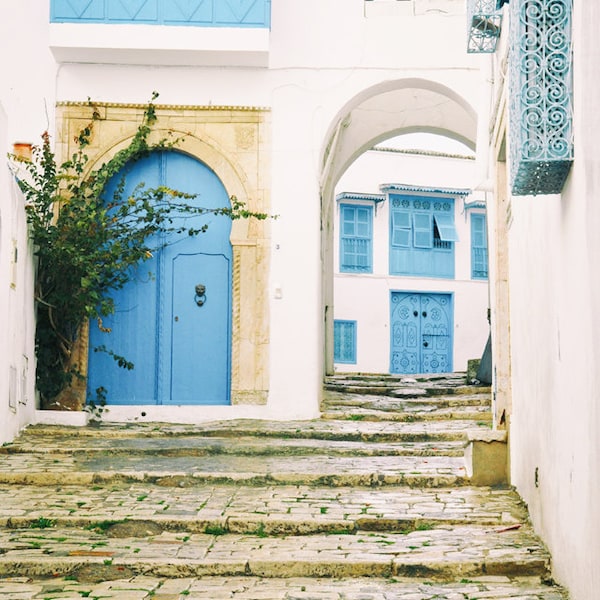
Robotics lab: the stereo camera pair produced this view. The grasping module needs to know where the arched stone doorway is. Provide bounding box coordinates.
[319,78,479,376]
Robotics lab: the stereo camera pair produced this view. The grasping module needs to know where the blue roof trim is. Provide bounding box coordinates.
[464,200,486,210]
[380,183,471,197]
[336,192,386,204]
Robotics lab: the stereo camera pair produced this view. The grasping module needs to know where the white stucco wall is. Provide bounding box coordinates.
[490,1,600,597]
[0,0,483,429]
[333,146,489,374]
[0,102,37,446]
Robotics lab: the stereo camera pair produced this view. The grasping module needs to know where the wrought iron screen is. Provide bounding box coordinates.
[509,0,573,195]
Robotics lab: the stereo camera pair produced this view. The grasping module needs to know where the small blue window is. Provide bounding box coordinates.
[334,320,357,364]
[471,213,488,279]
[340,205,373,273]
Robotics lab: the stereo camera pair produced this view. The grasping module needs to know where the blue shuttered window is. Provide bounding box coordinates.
[389,195,456,279]
[334,320,357,364]
[471,213,488,279]
[340,204,373,273]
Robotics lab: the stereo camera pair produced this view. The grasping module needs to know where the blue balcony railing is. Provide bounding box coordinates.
[509,0,573,195]
[50,0,271,28]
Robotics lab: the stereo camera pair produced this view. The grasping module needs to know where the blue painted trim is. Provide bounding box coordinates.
[50,0,271,28]
[380,183,470,197]
[334,320,357,364]
[336,192,386,204]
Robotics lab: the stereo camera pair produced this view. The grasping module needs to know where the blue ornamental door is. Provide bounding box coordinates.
[390,292,453,374]
[87,151,232,405]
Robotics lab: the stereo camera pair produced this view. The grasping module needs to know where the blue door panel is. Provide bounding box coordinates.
[87,151,232,406]
[390,292,453,374]
[168,253,230,404]
[87,258,159,405]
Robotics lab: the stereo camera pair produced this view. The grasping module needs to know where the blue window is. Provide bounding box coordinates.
[471,213,488,279]
[389,195,457,279]
[340,204,373,273]
[334,320,357,364]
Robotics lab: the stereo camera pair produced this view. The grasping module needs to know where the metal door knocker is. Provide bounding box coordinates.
[195,283,207,307]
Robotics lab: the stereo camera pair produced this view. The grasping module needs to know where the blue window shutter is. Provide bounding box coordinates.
[471,213,488,279]
[334,320,357,364]
[391,210,411,247]
[433,213,459,242]
[340,204,372,273]
[413,213,433,248]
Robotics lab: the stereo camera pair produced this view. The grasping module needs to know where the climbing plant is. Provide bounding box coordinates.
[10,93,269,408]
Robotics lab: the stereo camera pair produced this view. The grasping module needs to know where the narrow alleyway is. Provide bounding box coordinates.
[0,375,568,599]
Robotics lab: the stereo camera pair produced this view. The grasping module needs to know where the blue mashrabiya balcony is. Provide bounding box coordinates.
[508,0,574,195]
[49,0,271,66]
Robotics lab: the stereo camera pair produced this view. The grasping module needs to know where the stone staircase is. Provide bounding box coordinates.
[0,374,569,599]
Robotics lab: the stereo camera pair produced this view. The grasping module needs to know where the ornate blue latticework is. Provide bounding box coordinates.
[467,0,503,53]
[509,0,573,195]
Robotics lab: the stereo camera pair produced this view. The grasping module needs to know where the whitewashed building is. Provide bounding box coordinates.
[470,0,599,598]
[333,142,489,375]
[0,0,483,434]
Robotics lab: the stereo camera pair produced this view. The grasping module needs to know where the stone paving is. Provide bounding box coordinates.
[0,374,570,599]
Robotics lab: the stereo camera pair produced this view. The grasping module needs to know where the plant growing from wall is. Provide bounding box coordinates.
[10,93,268,409]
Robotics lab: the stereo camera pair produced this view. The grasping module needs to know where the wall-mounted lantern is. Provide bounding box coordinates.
[467,0,503,54]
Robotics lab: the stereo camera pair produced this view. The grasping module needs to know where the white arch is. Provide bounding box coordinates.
[320,78,478,193]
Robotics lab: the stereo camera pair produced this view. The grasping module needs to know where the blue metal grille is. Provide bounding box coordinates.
[334,320,357,364]
[467,0,503,53]
[509,0,573,195]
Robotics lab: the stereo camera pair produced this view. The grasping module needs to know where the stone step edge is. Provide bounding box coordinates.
[324,385,492,397]
[0,554,550,582]
[319,411,493,423]
[14,426,483,443]
[2,513,520,536]
[0,470,471,488]
[0,439,467,458]
[0,575,568,600]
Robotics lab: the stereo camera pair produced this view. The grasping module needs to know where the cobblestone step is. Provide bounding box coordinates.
[0,452,469,488]
[324,373,490,398]
[12,418,492,443]
[321,390,492,410]
[0,524,551,580]
[0,575,567,599]
[0,375,568,599]
[0,484,528,533]
[0,435,467,458]
[319,406,492,423]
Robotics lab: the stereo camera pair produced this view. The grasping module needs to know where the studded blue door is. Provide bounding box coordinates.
[390,292,453,374]
[87,151,232,405]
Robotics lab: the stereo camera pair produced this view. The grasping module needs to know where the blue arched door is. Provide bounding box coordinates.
[87,151,232,405]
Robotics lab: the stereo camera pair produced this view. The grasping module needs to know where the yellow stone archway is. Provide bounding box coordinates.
[55,101,271,408]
